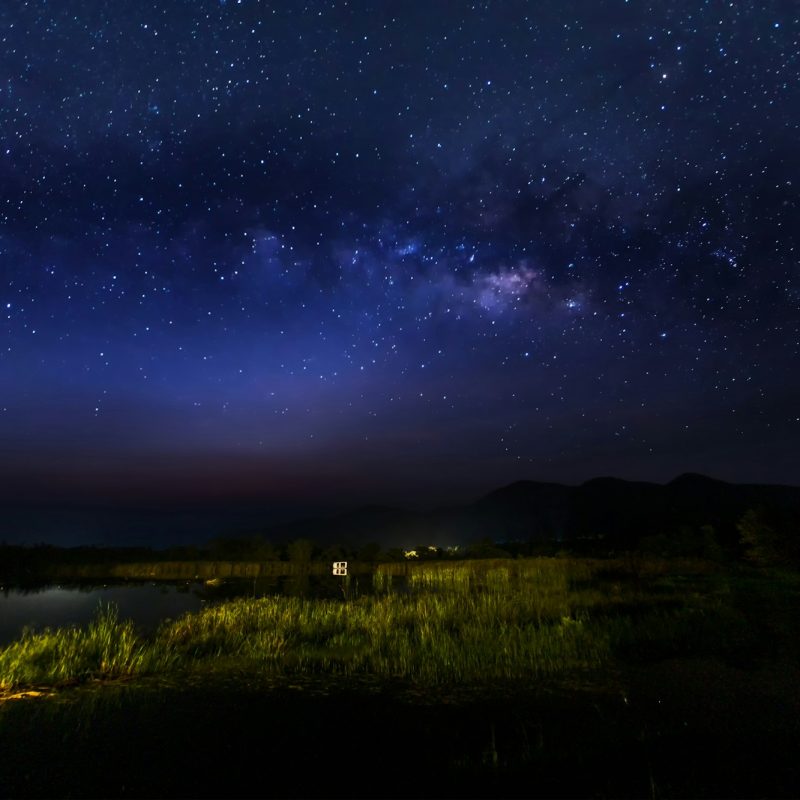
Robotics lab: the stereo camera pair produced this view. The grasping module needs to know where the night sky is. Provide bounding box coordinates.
[2,1,799,518]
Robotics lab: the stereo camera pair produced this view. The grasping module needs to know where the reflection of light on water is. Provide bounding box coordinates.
[7,587,99,609]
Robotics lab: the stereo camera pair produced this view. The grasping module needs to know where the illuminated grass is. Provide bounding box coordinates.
[0,604,175,689]
[0,558,768,691]
[156,590,610,681]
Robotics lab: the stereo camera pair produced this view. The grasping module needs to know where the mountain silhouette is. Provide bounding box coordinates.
[254,473,800,551]
[2,474,798,552]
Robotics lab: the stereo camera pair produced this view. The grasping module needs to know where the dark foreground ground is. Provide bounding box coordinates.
[1,655,798,799]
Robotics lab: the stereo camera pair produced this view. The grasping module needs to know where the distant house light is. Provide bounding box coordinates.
[404,550,419,559]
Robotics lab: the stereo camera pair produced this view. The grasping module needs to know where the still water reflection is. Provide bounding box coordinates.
[0,574,382,646]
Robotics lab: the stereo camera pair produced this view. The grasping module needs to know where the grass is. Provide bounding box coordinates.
[0,604,176,689]
[0,557,793,692]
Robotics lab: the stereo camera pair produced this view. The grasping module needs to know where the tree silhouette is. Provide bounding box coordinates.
[287,538,314,563]
[737,509,780,566]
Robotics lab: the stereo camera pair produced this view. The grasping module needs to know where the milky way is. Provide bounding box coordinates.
[1,1,798,511]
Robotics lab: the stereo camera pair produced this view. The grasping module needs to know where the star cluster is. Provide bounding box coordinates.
[1,0,798,508]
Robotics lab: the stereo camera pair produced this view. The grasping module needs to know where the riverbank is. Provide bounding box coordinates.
[4,559,353,583]
[2,558,796,692]
[1,557,798,797]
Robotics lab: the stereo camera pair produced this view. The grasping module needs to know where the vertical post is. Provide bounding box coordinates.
[332,561,348,599]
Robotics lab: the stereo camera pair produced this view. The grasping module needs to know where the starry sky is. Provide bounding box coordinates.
[2,0,799,517]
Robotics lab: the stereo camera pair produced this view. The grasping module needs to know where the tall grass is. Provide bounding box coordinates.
[0,558,760,692]
[155,589,611,682]
[0,604,175,689]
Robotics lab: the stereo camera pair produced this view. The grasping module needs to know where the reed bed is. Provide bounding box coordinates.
[0,604,176,689]
[0,558,754,691]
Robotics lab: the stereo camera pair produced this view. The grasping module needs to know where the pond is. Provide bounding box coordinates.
[0,573,385,646]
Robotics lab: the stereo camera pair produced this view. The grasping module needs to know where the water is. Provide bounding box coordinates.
[0,574,381,645]
[0,583,203,645]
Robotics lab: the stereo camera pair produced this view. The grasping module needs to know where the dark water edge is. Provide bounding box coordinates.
[1,559,395,586]
[1,660,798,799]
[0,573,401,646]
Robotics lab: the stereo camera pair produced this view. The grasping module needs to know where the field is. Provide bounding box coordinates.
[1,557,798,797]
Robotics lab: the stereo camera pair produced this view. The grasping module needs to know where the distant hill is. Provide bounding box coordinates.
[254,473,800,551]
[2,474,798,552]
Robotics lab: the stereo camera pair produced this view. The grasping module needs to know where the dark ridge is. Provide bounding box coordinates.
[667,472,729,488]
[2,474,799,553]
[477,480,571,505]
[251,472,800,552]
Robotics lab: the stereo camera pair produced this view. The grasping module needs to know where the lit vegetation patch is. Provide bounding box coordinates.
[0,558,789,692]
[0,605,176,689]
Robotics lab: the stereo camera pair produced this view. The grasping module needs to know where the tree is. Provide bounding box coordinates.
[698,524,724,561]
[250,537,279,561]
[737,509,779,566]
[357,541,382,563]
[465,538,511,559]
[287,538,314,563]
